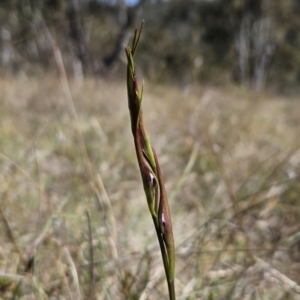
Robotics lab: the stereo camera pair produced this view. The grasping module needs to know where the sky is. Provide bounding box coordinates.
[98,0,155,6]
[126,0,140,5]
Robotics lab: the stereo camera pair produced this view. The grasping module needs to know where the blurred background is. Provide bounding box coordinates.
[1,1,300,299]
[0,0,300,93]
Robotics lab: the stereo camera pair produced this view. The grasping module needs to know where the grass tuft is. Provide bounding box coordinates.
[0,72,299,298]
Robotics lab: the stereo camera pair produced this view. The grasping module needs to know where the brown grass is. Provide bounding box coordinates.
[0,75,300,299]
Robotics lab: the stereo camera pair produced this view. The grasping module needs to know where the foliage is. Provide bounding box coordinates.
[0,1,300,91]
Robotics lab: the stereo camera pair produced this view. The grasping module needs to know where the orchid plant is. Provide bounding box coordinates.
[125,22,176,300]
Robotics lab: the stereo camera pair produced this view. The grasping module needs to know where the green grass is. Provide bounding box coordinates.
[0,75,300,299]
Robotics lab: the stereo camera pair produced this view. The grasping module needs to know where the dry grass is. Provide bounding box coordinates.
[0,75,300,299]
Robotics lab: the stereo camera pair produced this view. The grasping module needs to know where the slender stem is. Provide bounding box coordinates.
[168,281,176,300]
[153,218,176,300]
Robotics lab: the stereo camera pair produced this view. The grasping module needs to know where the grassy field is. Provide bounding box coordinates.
[0,75,300,299]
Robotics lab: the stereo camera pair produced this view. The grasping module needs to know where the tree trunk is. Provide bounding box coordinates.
[67,0,93,77]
